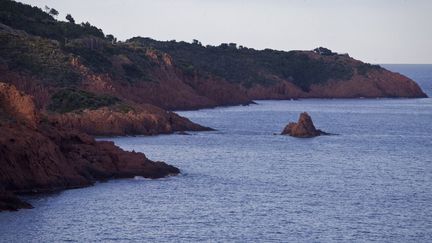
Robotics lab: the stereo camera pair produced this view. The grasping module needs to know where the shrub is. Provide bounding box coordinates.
[357,63,381,76]
[0,32,81,85]
[128,37,355,90]
[48,89,120,113]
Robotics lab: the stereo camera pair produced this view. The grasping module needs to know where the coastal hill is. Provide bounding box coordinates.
[0,0,427,117]
[0,0,427,211]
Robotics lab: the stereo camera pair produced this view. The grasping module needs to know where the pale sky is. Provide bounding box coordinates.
[18,0,432,64]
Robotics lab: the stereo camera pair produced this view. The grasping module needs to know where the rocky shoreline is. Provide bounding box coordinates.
[0,0,429,212]
[48,104,212,136]
[0,83,180,211]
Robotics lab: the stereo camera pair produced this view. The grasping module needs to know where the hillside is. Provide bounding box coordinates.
[0,0,428,212]
[0,0,426,118]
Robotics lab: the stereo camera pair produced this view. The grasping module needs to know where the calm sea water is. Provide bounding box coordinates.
[0,65,431,242]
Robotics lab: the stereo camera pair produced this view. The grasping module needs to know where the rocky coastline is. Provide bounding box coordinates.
[48,104,212,136]
[0,0,429,211]
[0,83,180,211]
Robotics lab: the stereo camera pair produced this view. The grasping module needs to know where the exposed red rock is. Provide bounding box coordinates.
[0,82,39,126]
[281,112,328,138]
[82,56,427,111]
[247,69,427,100]
[0,40,426,114]
[48,103,211,136]
[0,65,52,109]
[307,69,427,98]
[79,50,251,110]
[0,83,180,211]
[0,123,179,192]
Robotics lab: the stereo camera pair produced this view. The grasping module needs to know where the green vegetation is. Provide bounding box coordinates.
[0,32,81,85]
[313,47,337,56]
[0,0,104,41]
[65,14,75,24]
[46,6,59,17]
[357,63,382,76]
[113,103,135,113]
[0,0,155,84]
[128,37,355,91]
[0,0,385,96]
[48,89,120,113]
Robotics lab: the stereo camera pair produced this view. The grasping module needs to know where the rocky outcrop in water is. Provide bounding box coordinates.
[281,112,329,138]
[0,82,180,211]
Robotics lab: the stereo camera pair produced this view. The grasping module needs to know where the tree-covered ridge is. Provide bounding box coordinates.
[0,0,383,94]
[0,0,104,41]
[0,31,81,85]
[0,0,158,85]
[127,38,381,90]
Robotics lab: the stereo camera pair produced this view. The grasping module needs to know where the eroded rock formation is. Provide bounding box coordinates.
[281,112,329,138]
[0,82,39,126]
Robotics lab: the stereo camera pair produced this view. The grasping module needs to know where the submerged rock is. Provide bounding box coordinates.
[281,112,329,138]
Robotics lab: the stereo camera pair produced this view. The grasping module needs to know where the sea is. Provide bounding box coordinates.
[0,64,431,242]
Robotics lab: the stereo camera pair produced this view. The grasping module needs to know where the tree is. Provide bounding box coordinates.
[106,34,114,41]
[219,43,229,49]
[313,47,336,56]
[228,43,237,49]
[192,39,202,46]
[48,8,59,17]
[66,14,75,23]
[106,34,117,44]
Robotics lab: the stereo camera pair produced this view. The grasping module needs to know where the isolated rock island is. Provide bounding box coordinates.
[281,112,329,138]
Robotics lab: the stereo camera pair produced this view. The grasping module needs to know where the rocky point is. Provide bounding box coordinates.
[0,82,180,211]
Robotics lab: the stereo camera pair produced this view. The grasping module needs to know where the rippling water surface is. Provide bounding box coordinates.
[0,65,431,242]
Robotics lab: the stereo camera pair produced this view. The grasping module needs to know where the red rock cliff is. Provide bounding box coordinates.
[0,82,180,211]
[48,103,212,136]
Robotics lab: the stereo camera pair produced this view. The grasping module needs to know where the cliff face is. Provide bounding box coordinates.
[75,45,427,112]
[78,49,252,110]
[0,82,39,126]
[307,70,426,98]
[0,82,180,211]
[0,123,180,193]
[246,69,427,99]
[129,39,427,105]
[48,104,212,136]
